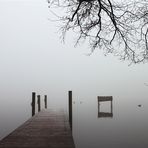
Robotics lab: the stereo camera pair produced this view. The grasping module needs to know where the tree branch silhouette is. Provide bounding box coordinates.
[48,0,148,64]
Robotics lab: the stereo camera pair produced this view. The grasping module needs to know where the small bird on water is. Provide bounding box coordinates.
[138,104,142,107]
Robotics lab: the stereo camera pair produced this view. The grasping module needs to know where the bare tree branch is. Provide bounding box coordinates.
[48,0,148,63]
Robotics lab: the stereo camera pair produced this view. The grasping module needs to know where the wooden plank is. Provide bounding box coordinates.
[98,112,113,118]
[98,96,113,102]
[0,109,75,148]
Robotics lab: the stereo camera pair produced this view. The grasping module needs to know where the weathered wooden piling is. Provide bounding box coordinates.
[44,95,47,109]
[37,95,41,112]
[68,91,72,130]
[31,92,36,116]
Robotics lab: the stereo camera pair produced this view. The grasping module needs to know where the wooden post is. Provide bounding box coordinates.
[98,102,100,112]
[32,92,36,116]
[111,97,113,114]
[37,95,41,112]
[44,95,47,109]
[68,91,72,130]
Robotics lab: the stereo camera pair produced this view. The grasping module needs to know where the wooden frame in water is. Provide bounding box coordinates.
[98,96,113,118]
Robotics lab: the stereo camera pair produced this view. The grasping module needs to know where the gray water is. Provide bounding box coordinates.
[73,96,148,148]
[0,94,148,148]
[0,0,148,147]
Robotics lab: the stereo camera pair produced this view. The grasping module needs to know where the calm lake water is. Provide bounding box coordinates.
[0,94,148,148]
[0,1,148,147]
[73,96,148,148]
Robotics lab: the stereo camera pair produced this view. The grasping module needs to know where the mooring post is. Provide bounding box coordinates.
[44,95,47,109]
[37,95,41,112]
[32,92,36,116]
[68,90,72,130]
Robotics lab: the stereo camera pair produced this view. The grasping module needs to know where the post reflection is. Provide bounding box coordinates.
[98,96,113,118]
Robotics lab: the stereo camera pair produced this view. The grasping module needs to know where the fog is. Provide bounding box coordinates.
[0,0,148,142]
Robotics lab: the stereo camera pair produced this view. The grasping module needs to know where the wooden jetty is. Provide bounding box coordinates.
[0,109,75,148]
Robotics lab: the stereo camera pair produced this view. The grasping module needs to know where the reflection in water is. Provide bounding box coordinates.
[73,96,148,148]
[98,96,113,118]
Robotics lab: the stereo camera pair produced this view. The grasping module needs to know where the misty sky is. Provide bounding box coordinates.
[0,0,148,111]
[1,0,148,145]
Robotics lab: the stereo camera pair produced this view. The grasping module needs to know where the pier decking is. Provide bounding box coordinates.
[0,109,75,148]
